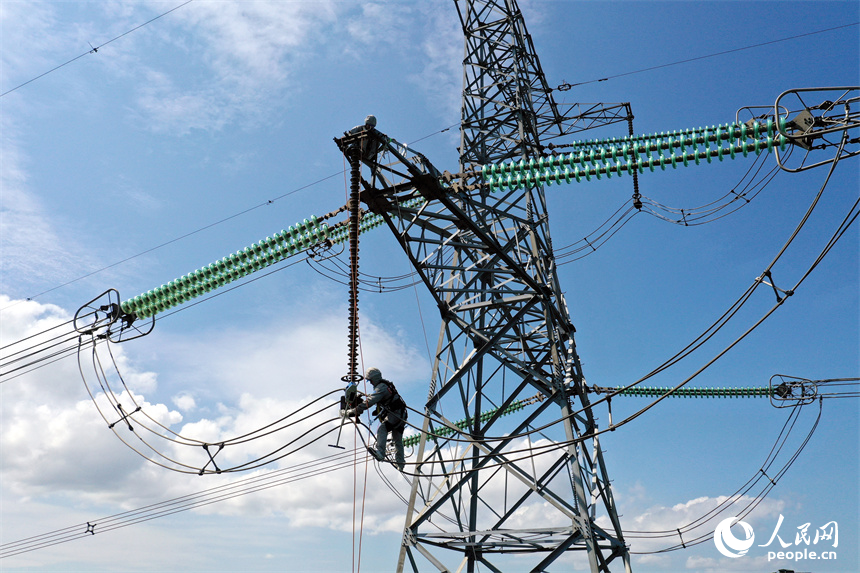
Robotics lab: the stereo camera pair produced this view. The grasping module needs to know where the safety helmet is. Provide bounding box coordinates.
[365,367,382,384]
[364,114,377,128]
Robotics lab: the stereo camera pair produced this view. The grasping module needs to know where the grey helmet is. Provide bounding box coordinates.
[365,367,383,384]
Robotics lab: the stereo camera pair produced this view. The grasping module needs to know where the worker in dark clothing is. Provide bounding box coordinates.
[350,367,407,471]
[346,114,377,135]
[342,115,383,161]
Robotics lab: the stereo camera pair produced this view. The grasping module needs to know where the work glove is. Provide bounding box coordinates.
[347,403,367,418]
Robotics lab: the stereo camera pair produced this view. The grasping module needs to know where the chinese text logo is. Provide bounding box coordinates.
[712,514,839,562]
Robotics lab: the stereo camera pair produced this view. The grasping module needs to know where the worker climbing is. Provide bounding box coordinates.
[333,115,410,469]
[348,367,407,471]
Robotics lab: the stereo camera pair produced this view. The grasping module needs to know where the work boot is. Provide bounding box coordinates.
[367,447,384,462]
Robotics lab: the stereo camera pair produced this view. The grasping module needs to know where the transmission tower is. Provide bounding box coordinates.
[51,0,857,569]
[336,1,633,571]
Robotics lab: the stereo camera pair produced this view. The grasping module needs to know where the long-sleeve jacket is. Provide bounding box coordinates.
[358,380,406,426]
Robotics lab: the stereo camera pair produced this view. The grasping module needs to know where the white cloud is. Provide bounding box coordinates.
[0,296,165,500]
[183,2,337,83]
[173,392,196,411]
[408,4,462,124]
[1,293,812,573]
[114,1,462,135]
[123,1,342,134]
[1,294,585,547]
[0,295,66,340]
[134,68,230,134]
[0,1,62,90]
[2,393,149,498]
[0,296,82,398]
[1,1,348,136]
[0,295,818,571]
[346,2,415,47]
[0,295,422,541]
[621,494,788,555]
[0,127,93,296]
[152,307,427,403]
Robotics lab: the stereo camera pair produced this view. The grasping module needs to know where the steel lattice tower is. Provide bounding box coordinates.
[59,0,860,569]
[335,1,634,571]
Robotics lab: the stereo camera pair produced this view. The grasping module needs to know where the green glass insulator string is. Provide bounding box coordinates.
[480,119,791,191]
[602,385,774,398]
[120,117,788,320]
[402,393,543,449]
[121,196,428,320]
[399,384,774,449]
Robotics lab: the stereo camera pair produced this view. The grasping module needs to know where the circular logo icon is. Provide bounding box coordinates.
[713,516,755,558]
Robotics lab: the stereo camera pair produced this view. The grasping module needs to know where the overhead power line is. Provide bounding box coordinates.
[555,22,860,90]
[4,23,855,307]
[0,0,195,98]
[0,447,365,559]
[2,15,854,314]
[1,391,826,559]
[0,170,342,314]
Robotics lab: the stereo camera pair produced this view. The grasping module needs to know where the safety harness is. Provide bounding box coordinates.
[374,379,407,430]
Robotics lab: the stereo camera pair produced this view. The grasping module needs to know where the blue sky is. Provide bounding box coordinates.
[1,1,857,572]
